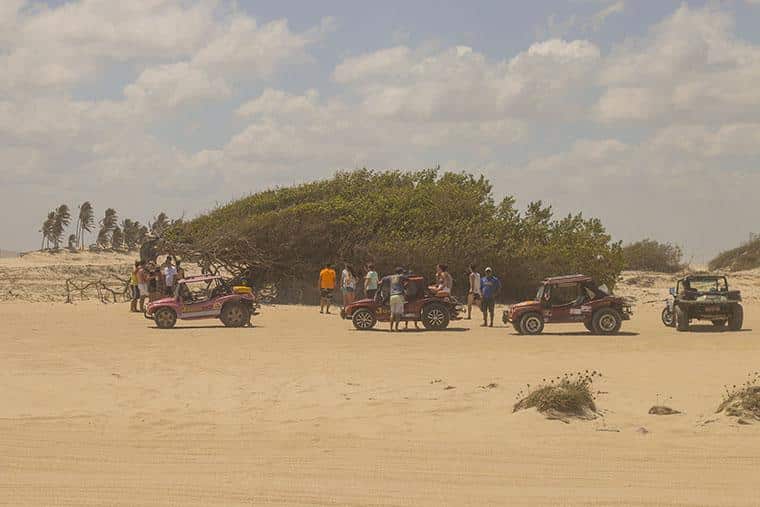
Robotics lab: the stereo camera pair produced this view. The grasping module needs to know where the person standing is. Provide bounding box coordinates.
[364,263,379,300]
[129,260,140,312]
[480,267,502,327]
[136,261,148,312]
[162,256,177,296]
[340,264,357,308]
[467,264,481,319]
[175,259,186,281]
[319,263,337,314]
[381,267,408,332]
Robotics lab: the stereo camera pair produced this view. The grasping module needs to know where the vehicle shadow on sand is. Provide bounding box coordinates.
[353,327,469,333]
[511,331,640,337]
[682,325,753,333]
[150,325,262,330]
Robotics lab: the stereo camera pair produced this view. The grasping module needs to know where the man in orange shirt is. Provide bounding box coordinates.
[318,262,337,314]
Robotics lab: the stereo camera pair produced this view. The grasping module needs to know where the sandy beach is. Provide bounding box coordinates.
[2,297,759,506]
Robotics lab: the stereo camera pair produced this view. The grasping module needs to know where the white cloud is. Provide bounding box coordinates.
[596,5,760,122]
[1,2,759,259]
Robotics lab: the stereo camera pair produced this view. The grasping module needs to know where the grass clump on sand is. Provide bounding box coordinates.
[717,372,760,422]
[513,371,601,420]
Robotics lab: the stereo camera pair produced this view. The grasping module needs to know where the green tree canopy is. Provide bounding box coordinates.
[166,169,624,301]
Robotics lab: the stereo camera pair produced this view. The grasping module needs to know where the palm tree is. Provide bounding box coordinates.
[52,204,71,250]
[96,208,118,248]
[76,202,95,250]
[111,226,124,251]
[150,212,170,236]
[41,211,56,250]
[96,228,110,249]
[121,218,143,251]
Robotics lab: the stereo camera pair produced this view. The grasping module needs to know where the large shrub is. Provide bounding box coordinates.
[166,169,624,302]
[622,239,685,273]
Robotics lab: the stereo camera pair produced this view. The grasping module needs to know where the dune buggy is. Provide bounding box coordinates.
[662,274,743,331]
[341,274,463,330]
[144,275,258,329]
[503,274,632,335]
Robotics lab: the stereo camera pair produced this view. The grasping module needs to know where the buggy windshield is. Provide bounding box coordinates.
[681,277,727,293]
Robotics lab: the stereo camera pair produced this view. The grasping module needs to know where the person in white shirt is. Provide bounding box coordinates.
[162,255,178,296]
[467,264,481,319]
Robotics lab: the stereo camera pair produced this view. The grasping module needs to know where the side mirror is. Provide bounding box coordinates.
[669,287,676,296]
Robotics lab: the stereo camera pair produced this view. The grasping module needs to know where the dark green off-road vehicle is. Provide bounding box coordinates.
[664,275,743,331]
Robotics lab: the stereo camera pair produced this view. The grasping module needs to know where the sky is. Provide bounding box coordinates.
[2,0,760,261]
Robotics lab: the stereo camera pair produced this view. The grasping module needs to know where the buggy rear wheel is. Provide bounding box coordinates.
[712,319,726,328]
[154,308,177,329]
[592,308,622,335]
[221,303,250,328]
[352,309,377,330]
[421,302,450,330]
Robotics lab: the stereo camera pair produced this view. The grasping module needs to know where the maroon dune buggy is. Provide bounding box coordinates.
[341,274,463,330]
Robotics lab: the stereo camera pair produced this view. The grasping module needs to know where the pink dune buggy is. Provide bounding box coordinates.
[144,275,257,329]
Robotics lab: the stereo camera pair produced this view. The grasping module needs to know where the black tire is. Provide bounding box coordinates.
[662,307,675,327]
[220,303,250,328]
[352,308,377,330]
[154,307,177,329]
[728,304,743,331]
[675,305,689,332]
[712,319,727,328]
[592,308,622,335]
[519,312,544,335]
[584,321,594,333]
[421,302,450,330]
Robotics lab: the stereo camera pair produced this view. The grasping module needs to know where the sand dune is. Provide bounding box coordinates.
[1,299,759,506]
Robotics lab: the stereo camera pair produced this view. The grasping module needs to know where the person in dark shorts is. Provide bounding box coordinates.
[480,267,502,327]
[364,263,379,300]
[319,263,337,314]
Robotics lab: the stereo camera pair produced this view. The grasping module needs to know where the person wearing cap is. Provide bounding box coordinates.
[480,267,502,327]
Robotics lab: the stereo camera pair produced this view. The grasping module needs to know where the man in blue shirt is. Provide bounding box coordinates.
[480,267,502,327]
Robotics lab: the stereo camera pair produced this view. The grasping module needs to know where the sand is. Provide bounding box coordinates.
[2,297,760,506]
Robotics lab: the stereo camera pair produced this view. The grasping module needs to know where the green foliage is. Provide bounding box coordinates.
[513,371,601,416]
[717,372,760,420]
[709,234,760,272]
[622,239,685,273]
[167,169,625,301]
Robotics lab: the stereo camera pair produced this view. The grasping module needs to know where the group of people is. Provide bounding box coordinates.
[318,263,372,314]
[317,261,502,329]
[128,255,185,312]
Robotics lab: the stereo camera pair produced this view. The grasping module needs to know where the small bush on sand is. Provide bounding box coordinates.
[717,372,760,421]
[513,371,601,419]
